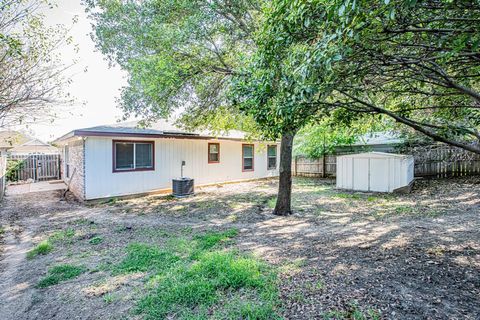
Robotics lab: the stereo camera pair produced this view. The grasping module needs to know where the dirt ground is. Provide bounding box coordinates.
[0,176,479,319]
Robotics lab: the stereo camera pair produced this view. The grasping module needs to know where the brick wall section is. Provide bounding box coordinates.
[65,139,85,200]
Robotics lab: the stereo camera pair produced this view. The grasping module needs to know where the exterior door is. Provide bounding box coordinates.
[369,158,390,192]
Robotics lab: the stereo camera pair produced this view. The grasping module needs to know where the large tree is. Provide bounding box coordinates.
[0,0,75,127]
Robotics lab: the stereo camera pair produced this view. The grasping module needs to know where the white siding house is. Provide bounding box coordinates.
[336,152,414,193]
[54,124,279,200]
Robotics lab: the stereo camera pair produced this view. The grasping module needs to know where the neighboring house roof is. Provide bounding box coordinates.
[335,132,404,151]
[0,130,30,149]
[53,120,252,144]
[337,151,412,159]
[352,132,404,146]
[9,139,59,154]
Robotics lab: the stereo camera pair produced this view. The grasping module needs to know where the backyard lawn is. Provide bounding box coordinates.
[0,177,479,319]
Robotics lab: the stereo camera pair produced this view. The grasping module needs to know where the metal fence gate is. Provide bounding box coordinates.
[7,154,61,182]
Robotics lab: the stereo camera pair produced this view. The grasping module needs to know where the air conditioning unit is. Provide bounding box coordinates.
[172,178,194,198]
[172,160,194,197]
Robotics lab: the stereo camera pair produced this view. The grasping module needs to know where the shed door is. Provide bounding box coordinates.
[353,158,369,191]
[369,158,390,192]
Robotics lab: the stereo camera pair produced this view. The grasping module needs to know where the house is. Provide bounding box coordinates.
[9,139,59,155]
[53,122,280,200]
[0,130,30,155]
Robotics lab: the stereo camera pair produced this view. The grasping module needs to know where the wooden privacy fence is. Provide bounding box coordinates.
[292,155,337,177]
[293,144,480,178]
[400,144,480,177]
[7,154,60,182]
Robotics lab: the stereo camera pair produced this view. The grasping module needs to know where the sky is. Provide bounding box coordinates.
[20,0,127,142]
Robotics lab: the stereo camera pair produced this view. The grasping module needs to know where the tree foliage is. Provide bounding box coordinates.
[85,0,262,134]
[0,0,76,127]
[293,114,393,158]
[249,0,480,153]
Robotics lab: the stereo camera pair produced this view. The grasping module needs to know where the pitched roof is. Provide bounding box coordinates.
[54,120,249,143]
[352,132,404,146]
[9,139,59,154]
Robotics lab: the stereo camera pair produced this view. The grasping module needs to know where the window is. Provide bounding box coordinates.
[267,145,277,170]
[242,144,254,171]
[208,143,220,163]
[113,140,154,172]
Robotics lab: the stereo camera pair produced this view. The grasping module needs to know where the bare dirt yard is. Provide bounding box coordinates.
[0,177,479,320]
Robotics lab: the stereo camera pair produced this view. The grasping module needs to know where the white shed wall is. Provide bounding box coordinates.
[84,137,279,200]
[336,152,414,192]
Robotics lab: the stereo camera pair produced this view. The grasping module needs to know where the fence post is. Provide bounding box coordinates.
[322,154,326,178]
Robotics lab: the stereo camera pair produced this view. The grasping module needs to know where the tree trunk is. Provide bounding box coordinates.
[273,131,295,216]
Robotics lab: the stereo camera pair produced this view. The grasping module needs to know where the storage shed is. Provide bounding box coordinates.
[336,152,414,193]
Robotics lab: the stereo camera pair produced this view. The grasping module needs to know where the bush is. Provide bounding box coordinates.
[6,159,24,182]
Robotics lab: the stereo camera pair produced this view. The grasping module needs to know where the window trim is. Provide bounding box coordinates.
[112,140,155,173]
[208,142,220,164]
[267,144,277,170]
[242,144,254,172]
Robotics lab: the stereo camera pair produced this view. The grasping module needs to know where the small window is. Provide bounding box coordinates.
[208,143,220,163]
[267,145,277,170]
[113,141,154,172]
[242,144,254,171]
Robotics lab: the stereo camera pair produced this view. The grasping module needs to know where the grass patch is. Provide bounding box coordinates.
[37,264,85,288]
[267,197,277,209]
[113,229,279,319]
[105,197,118,205]
[0,226,5,236]
[193,228,238,251]
[323,303,381,320]
[334,193,361,200]
[50,228,76,243]
[103,293,119,304]
[89,236,103,245]
[137,250,278,319]
[393,205,415,215]
[27,240,53,259]
[113,243,180,274]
